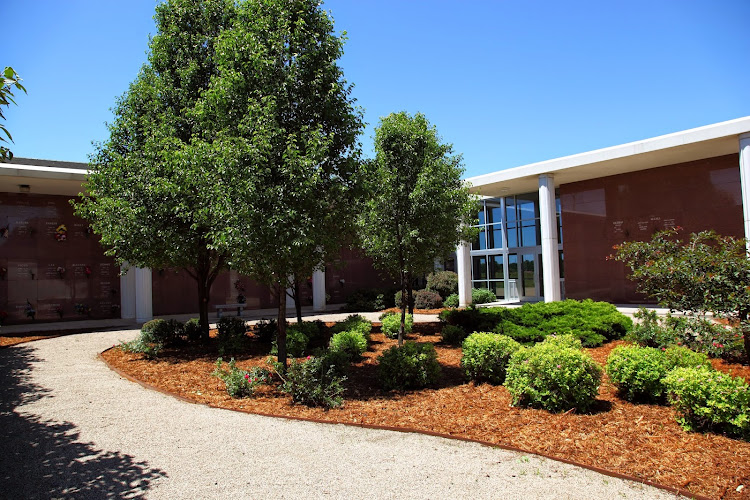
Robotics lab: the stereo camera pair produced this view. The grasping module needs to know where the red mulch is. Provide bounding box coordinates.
[1,333,60,347]
[100,323,750,499]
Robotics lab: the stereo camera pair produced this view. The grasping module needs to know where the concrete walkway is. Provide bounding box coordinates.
[0,327,685,498]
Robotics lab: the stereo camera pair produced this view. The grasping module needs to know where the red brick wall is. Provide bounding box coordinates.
[560,153,744,303]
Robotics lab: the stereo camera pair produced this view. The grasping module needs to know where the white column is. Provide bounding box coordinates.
[312,268,326,312]
[134,267,153,323]
[539,174,561,302]
[456,241,472,307]
[119,263,136,320]
[740,133,750,250]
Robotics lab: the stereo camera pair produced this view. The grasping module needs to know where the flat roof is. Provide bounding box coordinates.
[467,116,750,198]
[0,157,88,196]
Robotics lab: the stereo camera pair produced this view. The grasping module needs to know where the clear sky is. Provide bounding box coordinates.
[4,0,750,178]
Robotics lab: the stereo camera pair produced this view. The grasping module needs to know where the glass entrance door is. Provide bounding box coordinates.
[508,252,542,301]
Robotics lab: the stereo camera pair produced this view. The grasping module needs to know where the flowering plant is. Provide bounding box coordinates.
[56,266,66,278]
[54,224,67,242]
[84,265,92,277]
[74,303,91,315]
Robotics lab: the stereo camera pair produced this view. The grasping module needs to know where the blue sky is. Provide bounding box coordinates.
[3,0,750,178]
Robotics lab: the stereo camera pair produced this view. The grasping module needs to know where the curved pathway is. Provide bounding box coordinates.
[0,330,684,499]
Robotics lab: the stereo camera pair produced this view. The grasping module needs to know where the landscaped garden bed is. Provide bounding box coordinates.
[102,315,750,499]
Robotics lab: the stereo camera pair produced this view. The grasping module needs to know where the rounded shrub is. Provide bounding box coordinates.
[271,326,309,357]
[461,333,521,384]
[330,314,372,339]
[506,343,602,413]
[605,345,669,403]
[425,271,459,299]
[141,318,184,346]
[217,316,248,355]
[377,342,442,390]
[329,330,368,362]
[471,288,497,305]
[664,366,750,438]
[254,318,277,343]
[381,312,413,339]
[183,318,202,342]
[414,289,443,310]
[393,290,415,310]
[541,333,583,350]
[664,345,711,370]
[440,324,468,345]
[443,293,459,308]
[282,356,346,409]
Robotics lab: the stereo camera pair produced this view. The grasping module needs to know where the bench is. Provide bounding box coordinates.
[215,303,246,318]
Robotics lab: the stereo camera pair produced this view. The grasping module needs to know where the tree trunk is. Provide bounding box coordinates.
[276,282,288,371]
[197,271,211,343]
[294,278,303,324]
[398,270,406,346]
[407,271,414,315]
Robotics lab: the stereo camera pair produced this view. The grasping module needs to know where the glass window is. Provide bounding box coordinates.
[472,256,487,280]
[477,207,485,226]
[517,194,538,220]
[490,281,505,299]
[472,228,487,250]
[489,224,503,249]
[508,254,519,280]
[559,251,564,279]
[472,281,489,290]
[557,215,563,244]
[521,221,537,247]
[487,203,502,224]
[505,197,516,222]
[506,223,518,248]
[489,255,504,280]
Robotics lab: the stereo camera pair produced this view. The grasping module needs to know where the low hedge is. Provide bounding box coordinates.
[377,342,441,390]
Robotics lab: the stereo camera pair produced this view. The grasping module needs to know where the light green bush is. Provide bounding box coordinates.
[377,342,441,390]
[381,312,413,339]
[329,330,368,362]
[271,326,309,357]
[605,346,670,403]
[471,288,496,305]
[461,333,521,384]
[443,293,459,308]
[282,356,346,409]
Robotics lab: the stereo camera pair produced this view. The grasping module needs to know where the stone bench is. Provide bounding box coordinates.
[215,303,246,318]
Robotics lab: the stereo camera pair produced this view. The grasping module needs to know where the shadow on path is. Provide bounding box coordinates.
[0,345,166,498]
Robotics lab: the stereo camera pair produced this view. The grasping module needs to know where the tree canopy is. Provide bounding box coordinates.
[357,111,477,344]
[74,0,364,355]
[1,67,26,162]
[612,228,750,361]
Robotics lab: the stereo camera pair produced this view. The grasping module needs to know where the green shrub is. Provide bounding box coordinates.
[664,345,711,370]
[440,306,506,334]
[664,367,750,438]
[461,333,521,384]
[414,289,443,309]
[381,312,413,339]
[443,293,459,308]
[471,288,497,305]
[628,308,679,348]
[425,271,459,299]
[290,321,324,343]
[393,290,415,310]
[119,338,161,359]
[506,343,602,413]
[282,355,346,409]
[377,342,442,391]
[495,322,546,344]
[330,314,372,339]
[183,318,201,342]
[605,346,671,403]
[345,288,396,312]
[440,324,468,345]
[212,358,271,398]
[255,318,277,343]
[541,333,583,350]
[329,330,368,362]
[217,316,248,355]
[271,326,309,357]
[141,318,184,347]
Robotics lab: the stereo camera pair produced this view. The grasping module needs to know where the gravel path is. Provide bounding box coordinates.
[0,330,684,499]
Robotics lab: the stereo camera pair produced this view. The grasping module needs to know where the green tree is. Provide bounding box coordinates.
[612,228,750,361]
[215,0,365,368]
[358,112,477,345]
[1,67,27,162]
[74,0,240,341]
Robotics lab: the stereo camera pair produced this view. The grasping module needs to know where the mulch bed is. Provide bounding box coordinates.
[1,333,61,347]
[100,322,750,499]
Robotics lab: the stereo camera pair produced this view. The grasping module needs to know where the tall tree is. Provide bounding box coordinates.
[74,0,239,340]
[1,67,26,162]
[358,112,477,345]
[210,0,364,369]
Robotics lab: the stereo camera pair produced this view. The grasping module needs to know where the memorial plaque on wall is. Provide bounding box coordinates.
[71,263,90,279]
[71,222,87,239]
[13,261,37,280]
[98,263,113,279]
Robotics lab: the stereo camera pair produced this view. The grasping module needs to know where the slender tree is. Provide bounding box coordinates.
[358,112,478,345]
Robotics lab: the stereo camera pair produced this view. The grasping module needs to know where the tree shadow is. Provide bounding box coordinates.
[0,345,167,498]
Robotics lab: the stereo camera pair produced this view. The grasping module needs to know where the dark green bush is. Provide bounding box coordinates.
[440,324,468,345]
[282,356,346,409]
[184,318,201,342]
[217,316,248,355]
[393,290,415,310]
[377,342,442,391]
[290,321,325,343]
[506,343,602,413]
[443,293,459,308]
[141,318,184,346]
[425,271,459,299]
[461,333,521,384]
[440,306,508,334]
[628,308,677,348]
[414,289,443,309]
[255,318,277,343]
[345,288,396,312]
[471,288,497,305]
[381,312,413,339]
[271,326,309,357]
[329,330,368,362]
[664,367,750,438]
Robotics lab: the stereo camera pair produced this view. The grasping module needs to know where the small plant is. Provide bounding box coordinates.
[212,358,256,398]
[414,289,443,309]
[217,316,248,355]
[425,271,459,299]
[377,342,441,391]
[329,330,368,362]
[289,321,324,343]
[255,318,277,343]
[443,293,459,308]
[506,343,602,413]
[664,366,750,438]
[330,314,372,339]
[471,288,496,305]
[271,326,309,357]
[393,290,415,310]
[281,355,346,409]
[461,332,521,384]
[183,318,201,343]
[440,324,467,345]
[380,312,414,339]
